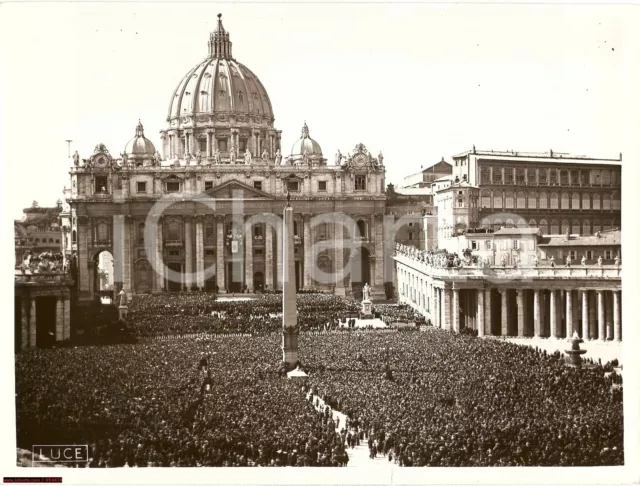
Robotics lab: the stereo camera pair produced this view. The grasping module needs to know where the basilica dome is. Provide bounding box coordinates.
[125,121,156,156]
[166,14,274,124]
[287,122,325,165]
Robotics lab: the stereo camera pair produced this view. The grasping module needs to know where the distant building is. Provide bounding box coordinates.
[14,203,64,265]
[385,184,434,251]
[402,159,453,189]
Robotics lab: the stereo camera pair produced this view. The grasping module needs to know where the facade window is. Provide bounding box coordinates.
[287,180,300,192]
[199,138,207,153]
[550,193,559,209]
[293,221,299,236]
[167,220,181,240]
[601,170,611,185]
[239,139,247,153]
[583,220,591,235]
[409,232,414,241]
[55,239,60,244]
[528,219,537,228]
[561,220,570,234]
[550,169,558,185]
[572,193,580,209]
[505,192,514,209]
[516,168,526,185]
[138,223,145,243]
[72,230,76,243]
[481,190,491,208]
[355,175,367,191]
[570,170,579,186]
[471,240,477,250]
[504,168,514,184]
[205,222,214,239]
[550,220,559,234]
[253,181,263,191]
[254,226,263,238]
[97,222,109,242]
[538,192,548,209]
[457,197,464,208]
[570,250,577,260]
[485,240,492,250]
[254,248,264,256]
[492,167,502,184]
[480,166,491,184]
[571,219,580,234]
[605,250,612,260]
[560,170,569,185]
[592,194,601,210]
[528,192,537,209]
[137,181,147,193]
[582,193,591,210]
[95,176,108,193]
[205,181,213,190]
[169,250,180,257]
[408,222,413,227]
[513,239,519,250]
[593,220,602,234]
[516,191,526,209]
[538,168,547,185]
[217,138,228,152]
[612,193,621,210]
[561,193,570,209]
[318,181,327,191]
[493,192,503,209]
[602,194,611,210]
[586,250,593,260]
[581,171,589,186]
[166,181,180,193]
[205,249,215,256]
[539,219,549,234]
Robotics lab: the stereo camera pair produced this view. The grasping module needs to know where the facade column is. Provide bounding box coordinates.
[572,290,580,336]
[63,296,71,340]
[443,288,451,331]
[477,288,485,337]
[484,288,492,336]
[500,289,508,336]
[265,225,274,290]
[613,290,621,341]
[30,299,36,347]
[597,290,605,341]
[216,216,226,292]
[21,298,29,349]
[184,216,193,291]
[581,290,589,339]
[373,214,384,293]
[565,289,573,337]
[550,289,557,338]
[244,218,253,291]
[195,217,205,290]
[433,287,439,327]
[303,215,312,289]
[211,129,217,154]
[275,217,283,291]
[334,222,345,296]
[533,289,541,338]
[588,291,597,339]
[517,289,525,337]
[452,288,460,333]
[55,298,64,342]
[155,217,164,291]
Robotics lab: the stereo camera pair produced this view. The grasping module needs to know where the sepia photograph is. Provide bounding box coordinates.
[1,2,637,484]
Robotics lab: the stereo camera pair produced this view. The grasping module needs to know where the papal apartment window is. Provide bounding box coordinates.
[166,181,180,193]
[95,176,107,193]
[205,223,214,239]
[137,181,147,193]
[605,250,612,260]
[287,180,300,192]
[318,181,327,191]
[586,250,593,260]
[199,138,207,153]
[355,175,367,191]
[217,139,228,152]
[239,139,247,153]
[570,250,577,260]
[254,248,264,256]
[205,181,213,190]
[253,181,263,191]
[471,240,477,250]
[254,226,263,238]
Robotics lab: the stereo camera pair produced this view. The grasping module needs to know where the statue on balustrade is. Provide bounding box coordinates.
[185,152,192,165]
[614,254,620,266]
[565,255,571,268]
[550,255,555,267]
[581,255,587,267]
[196,151,202,164]
[597,255,603,266]
[153,151,162,166]
[335,149,343,165]
[120,153,128,167]
[118,289,128,306]
[230,149,236,164]
[214,149,221,164]
[378,151,384,166]
[73,150,80,167]
[244,149,252,164]
[275,149,282,165]
[262,148,269,163]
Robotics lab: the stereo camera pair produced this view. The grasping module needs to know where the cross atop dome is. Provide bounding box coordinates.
[208,13,233,59]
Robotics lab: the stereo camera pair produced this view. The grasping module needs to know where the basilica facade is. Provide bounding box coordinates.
[67,15,395,303]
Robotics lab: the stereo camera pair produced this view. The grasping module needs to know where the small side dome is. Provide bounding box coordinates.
[124,121,156,166]
[287,122,325,166]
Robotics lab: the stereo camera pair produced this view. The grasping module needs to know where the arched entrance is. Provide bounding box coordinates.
[134,259,152,294]
[94,250,114,303]
[351,247,371,299]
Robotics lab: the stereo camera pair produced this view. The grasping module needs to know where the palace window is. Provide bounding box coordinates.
[239,138,247,153]
[583,220,591,235]
[318,181,327,192]
[571,219,580,234]
[528,192,537,209]
[95,176,108,194]
[550,169,558,185]
[205,222,214,239]
[570,170,579,186]
[167,220,181,240]
[561,220,570,234]
[72,230,76,243]
[137,182,147,193]
[601,170,611,185]
[605,250,612,260]
[480,166,491,184]
[481,190,491,208]
[560,170,569,185]
[287,180,300,192]
[612,192,621,210]
[166,181,180,193]
[592,194,601,210]
[505,192,514,209]
[205,181,213,190]
[538,168,547,185]
[409,232,414,241]
[492,167,502,184]
[253,181,263,191]
[586,250,593,260]
[504,168,514,184]
[516,191,526,209]
[516,168,526,185]
[199,138,207,153]
[560,193,569,209]
[485,240,492,250]
[582,193,591,210]
[205,249,215,256]
[572,193,580,209]
[593,220,602,234]
[570,250,577,260]
[254,226,263,238]
[254,248,264,256]
[355,175,367,191]
[538,192,548,209]
[169,250,180,257]
[217,138,228,152]
[550,220,559,234]
[581,171,589,186]
[493,192,503,209]
[602,194,611,210]
[540,219,549,234]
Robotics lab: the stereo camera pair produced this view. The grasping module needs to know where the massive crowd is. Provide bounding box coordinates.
[16,294,624,468]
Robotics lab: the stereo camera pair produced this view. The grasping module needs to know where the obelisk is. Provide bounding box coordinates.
[282,193,299,370]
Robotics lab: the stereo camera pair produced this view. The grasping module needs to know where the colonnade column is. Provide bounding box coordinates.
[597,290,605,341]
[334,222,345,295]
[55,298,63,342]
[581,290,589,340]
[613,290,621,342]
[245,218,253,291]
[195,216,205,290]
[477,288,485,337]
[216,216,225,292]
[443,288,451,331]
[303,214,312,289]
[433,287,439,327]
[517,289,525,337]
[275,218,283,291]
[265,225,274,290]
[21,298,29,349]
[30,300,36,347]
[550,289,557,338]
[565,289,573,337]
[533,289,541,338]
[452,288,459,333]
[500,290,508,336]
[184,216,193,291]
[63,296,71,340]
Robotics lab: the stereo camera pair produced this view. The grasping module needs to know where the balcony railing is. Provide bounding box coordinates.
[165,239,184,247]
[15,273,71,285]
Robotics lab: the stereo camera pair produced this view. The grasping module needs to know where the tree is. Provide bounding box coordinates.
[31,200,39,208]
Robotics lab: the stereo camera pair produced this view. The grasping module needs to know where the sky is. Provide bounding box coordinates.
[0,2,636,221]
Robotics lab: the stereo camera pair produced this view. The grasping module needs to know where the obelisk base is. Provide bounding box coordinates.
[282,329,299,371]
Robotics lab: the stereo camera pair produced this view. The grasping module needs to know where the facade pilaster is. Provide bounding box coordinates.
[29,299,36,347]
[581,290,589,340]
[334,222,345,295]
[443,288,451,331]
[265,225,274,290]
[477,288,485,337]
[452,288,460,333]
[155,217,164,291]
[597,290,605,341]
[216,216,226,292]
[21,298,29,349]
[533,289,541,338]
[55,298,64,342]
[613,290,621,341]
[63,296,71,340]
[244,218,253,291]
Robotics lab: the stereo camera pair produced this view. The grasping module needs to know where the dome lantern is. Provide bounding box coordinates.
[208,14,233,60]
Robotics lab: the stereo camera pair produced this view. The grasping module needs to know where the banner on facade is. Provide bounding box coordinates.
[231,241,239,254]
